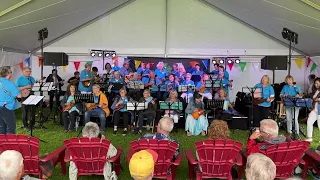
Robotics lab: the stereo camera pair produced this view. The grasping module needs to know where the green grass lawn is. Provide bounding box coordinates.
[13,109,320,180]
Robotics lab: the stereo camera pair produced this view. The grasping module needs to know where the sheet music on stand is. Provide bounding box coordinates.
[205,99,228,110]
[178,85,195,92]
[204,80,221,88]
[128,81,145,90]
[150,85,167,92]
[110,82,124,91]
[22,95,44,105]
[32,82,53,92]
[126,101,147,111]
[74,94,94,103]
[159,101,183,110]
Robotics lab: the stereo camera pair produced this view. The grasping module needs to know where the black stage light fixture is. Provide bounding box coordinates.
[282,28,298,44]
[38,28,48,41]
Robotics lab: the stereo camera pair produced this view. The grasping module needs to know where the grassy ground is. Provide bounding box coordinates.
[13,109,320,180]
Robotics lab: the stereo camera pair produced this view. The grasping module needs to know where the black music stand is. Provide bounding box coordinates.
[46,80,63,125]
[150,84,167,100]
[74,94,95,137]
[246,86,258,133]
[22,95,47,143]
[205,99,225,118]
[283,97,312,140]
[109,82,124,92]
[127,100,146,131]
[160,101,183,132]
[128,81,144,100]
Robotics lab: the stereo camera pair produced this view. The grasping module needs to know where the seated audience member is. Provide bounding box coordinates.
[180,73,195,103]
[0,150,40,180]
[69,122,118,180]
[207,120,230,140]
[61,84,81,132]
[191,64,204,76]
[163,74,179,100]
[247,119,291,155]
[129,149,158,180]
[185,92,208,136]
[137,89,157,133]
[196,74,212,100]
[111,88,131,136]
[68,71,80,87]
[164,90,182,125]
[84,84,110,133]
[245,153,276,180]
[141,117,180,158]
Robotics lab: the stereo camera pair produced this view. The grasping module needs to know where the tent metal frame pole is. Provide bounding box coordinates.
[288,40,292,75]
[164,0,168,58]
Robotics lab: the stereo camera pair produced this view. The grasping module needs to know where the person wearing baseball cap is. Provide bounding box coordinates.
[129,149,158,180]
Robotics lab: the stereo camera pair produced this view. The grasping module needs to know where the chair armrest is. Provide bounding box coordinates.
[185,149,198,165]
[108,147,123,163]
[39,146,65,163]
[127,149,134,162]
[305,149,320,162]
[235,153,243,166]
[172,153,183,166]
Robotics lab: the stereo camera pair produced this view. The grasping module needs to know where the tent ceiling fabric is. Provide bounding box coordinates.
[0,0,25,12]
[0,0,130,53]
[204,0,320,56]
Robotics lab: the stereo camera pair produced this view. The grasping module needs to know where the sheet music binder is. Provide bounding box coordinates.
[32,82,53,92]
[126,101,147,111]
[22,95,44,105]
[204,80,221,88]
[159,101,183,110]
[178,85,195,92]
[150,85,167,92]
[128,81,144,90]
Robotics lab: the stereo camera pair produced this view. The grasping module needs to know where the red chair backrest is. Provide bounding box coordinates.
[130,139,179,177]
[265,140,310,178]
[195,139,242,177]
[63,137,111,175]
[0,134,41,175]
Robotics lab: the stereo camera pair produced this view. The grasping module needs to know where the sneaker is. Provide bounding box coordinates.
[122,130,127,136]
[305,138,313,142]
[113,130,118,136]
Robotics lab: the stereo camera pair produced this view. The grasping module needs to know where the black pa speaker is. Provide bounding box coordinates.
[261,56,287,70]
[43,52,69,66]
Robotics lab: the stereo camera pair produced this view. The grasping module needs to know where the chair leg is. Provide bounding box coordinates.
[114,158,121,176]
[238,165,244,180]
[188,162,195,180]
[60,151,67,176]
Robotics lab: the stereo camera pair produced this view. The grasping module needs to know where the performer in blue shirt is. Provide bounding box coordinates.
[16,67,36,131]
[137,62,150,78]
[119,61,133,77]
[0,66,21,134]
[78,63,94,93]
[112,59,120,71]
[219,65,229,80]
[217,72,231,95]
[109,71,124,94]
[154,62,168,80]
[191,64,204,76]
[127,72,143,101]
[196,74,212,100]
[211,63,219,74]
[280,75,302,135]
[142,71,162,99]
[163,74,179,100]
[253,75,275,128]
[180,73,195,103]
[171,63,179,77]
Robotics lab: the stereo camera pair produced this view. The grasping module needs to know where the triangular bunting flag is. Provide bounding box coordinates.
[228,62,234,71]
[295,58,303,69]
[25,57,30,66]
[112,56,118,61]
[19,62,24,70]
[62,66,67,71]
[38,56,42,67]
[307,57,312,67]
[310,63,317,73]
[135,60,141,69]
[74,62,80,71]
[189,61,198,68]
[202,60,208,70]
[239,62,247,72]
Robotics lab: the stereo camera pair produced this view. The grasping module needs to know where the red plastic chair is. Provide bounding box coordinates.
[186,139,243,180]
[303,149,320,178]
[63,137,123,179]
[0,134,66,179]
[127,139,182,180]
[241,140,310,180]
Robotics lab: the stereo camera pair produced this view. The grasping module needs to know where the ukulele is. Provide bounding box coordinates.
[64,101,75,111]
[192,109,205,119]
[87,103,99,110]
[21,78,45,98]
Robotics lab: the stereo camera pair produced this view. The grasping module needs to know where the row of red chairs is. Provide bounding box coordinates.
[0,134,316,180]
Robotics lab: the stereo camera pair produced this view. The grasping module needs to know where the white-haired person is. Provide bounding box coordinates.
[137,89,157,133]
[69,122,118,180]
[306,77,320,142]
[245,153,276,180]
[78,62,94,94]
[109,71,124,94]
[164,90,182,127]
[185,92,208,136]
[127,72,143,101]
[280,75,302,135]
[253,75,275,128]
[119,60,133,77]
[154,62,168,80]
[196,74,212,100]
[141,117,180,158]
[129,149,158,180]
[180,73,195,103]
[0,150,40,180]
[247,119,291,155]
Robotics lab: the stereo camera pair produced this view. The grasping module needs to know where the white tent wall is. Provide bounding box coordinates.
[43,0,300,57]
[0,50,29,82]
[43,0,166,55]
